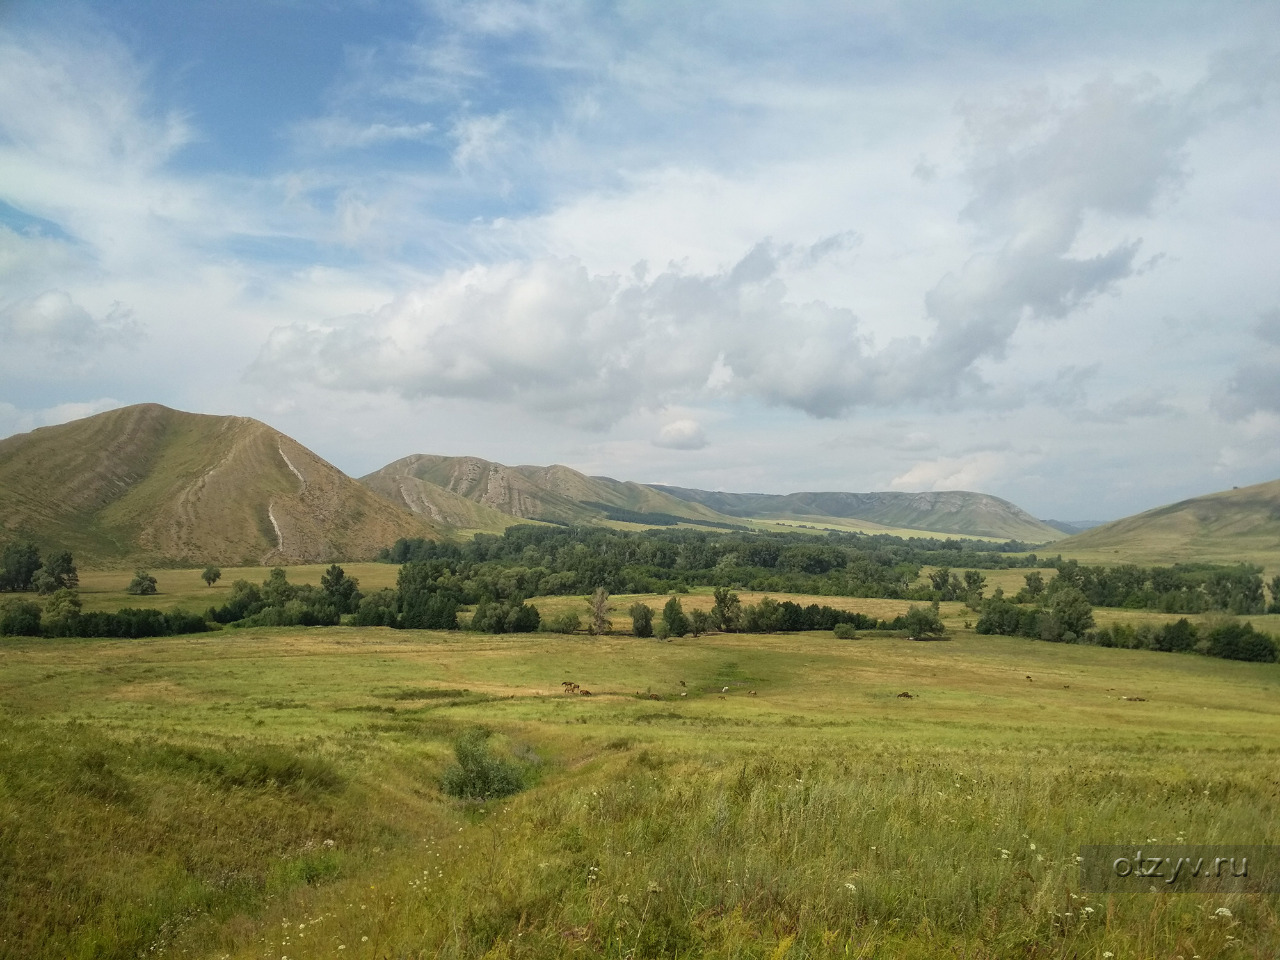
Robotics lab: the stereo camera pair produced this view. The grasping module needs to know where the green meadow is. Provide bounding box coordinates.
[2,608,1279,959]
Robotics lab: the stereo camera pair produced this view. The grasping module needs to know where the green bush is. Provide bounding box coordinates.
[0,600,43,636]
[441,728,526,801]
[833,623,858,639]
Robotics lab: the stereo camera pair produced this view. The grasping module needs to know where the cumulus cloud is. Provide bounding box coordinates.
[654,419,708,450]
[0,290,135,348]
[0,398,123,440]
[889,452,1010,492]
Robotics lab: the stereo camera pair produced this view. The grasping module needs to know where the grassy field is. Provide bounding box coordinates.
[2,617,1279,959]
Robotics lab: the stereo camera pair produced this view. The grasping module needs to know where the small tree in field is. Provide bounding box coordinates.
[587,588,612,636]
[689,608,711,637]
[662,597,690,638]
[127,570,158,596]
[629,602,654,637]
[202,565,221,586]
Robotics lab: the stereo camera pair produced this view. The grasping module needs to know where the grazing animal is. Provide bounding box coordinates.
[897,691,913,699]
[562,681,580,694]
[721,686,729,693]
[1026,675,1033,681]
[579,689,593,697]
[680,691,687,696]
[749,690,757,696]
[679,680,686,687]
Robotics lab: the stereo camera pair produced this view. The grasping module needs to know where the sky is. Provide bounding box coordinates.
[2,0,1280,522]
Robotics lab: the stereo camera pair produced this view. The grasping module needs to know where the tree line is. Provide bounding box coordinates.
[974,570,1277,663]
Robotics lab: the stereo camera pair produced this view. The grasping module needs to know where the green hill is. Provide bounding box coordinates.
[648,486,1062,542]
[1055,477,1280,573]
[0,404,441,567]
[361,455,745,528]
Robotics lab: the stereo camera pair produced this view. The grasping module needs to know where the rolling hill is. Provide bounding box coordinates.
[0,404,441,566]
[648,485,1063,542]
[361,455,747,528]
[1055,477,1280,571]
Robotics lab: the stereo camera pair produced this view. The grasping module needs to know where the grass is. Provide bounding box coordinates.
[1,618,1278,958]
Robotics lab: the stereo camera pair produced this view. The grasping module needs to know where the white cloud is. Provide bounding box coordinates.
[654,419,707,450]
[889,452,1011,492]
[293,117,436,151]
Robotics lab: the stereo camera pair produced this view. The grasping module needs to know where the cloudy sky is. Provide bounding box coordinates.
[2,0,1279,521]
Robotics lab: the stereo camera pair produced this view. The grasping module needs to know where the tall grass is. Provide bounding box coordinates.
[0,626,1277,958]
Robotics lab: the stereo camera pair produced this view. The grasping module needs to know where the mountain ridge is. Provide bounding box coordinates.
[646,484,1063,542]
[0,404,442,566]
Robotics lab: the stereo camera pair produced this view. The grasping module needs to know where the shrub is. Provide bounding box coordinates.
[543,611,581,634]
[1204,621,1277,662]
[127,570,158,596]
[903,601,946,637]
[0,600,42,636]
[833,623,858,639]
[629,602,654,637]
[440,728,526,800]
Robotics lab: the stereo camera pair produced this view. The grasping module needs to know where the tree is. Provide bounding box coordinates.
[31,570,60,595]
[1204,621,1277,663]
[0,599,42,636]
[1041,586,1093,642]
[1023,571,1046,600]
[46,551,77,590]
[689,608,711,637]
[202,565,222,587]
[0,541,42,592]
[127,570,158,596]
[1269,575,1280,614]
[662,597,690,637]
[587,588,612,635]
[711,587,742,632]
[903,600,946,637]
[43,588,82,636]
[320,564,361,614]
[629,602,654,637]
[962,569,986,605]
[262,568,293,605]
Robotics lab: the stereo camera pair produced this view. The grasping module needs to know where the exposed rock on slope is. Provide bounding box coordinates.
[362,455,740,526]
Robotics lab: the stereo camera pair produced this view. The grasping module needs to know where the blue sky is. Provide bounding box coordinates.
[2,0,1280,520]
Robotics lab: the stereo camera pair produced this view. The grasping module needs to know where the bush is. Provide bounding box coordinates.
[1204,621,1277,662]
[0,600,42,636]
[542,611,581,634]
[440,728,526,800]
[902,601,946,637]
[833,623,858,639]
[629,602,654,637]
[127,570,158,596]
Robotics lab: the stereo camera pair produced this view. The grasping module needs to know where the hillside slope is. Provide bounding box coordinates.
[649,486,1062,541]
[1055,478,1280,570]
[362,455,743,527]
[0,404,440,566]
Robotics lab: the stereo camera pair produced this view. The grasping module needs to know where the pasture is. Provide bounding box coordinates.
[2,617,1278,959]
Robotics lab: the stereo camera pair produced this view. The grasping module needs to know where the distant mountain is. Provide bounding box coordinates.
[0,404,440,566]
[361,455,746,528]
[648,485,1063,542]
[1055,478,1280,568]
[1042,519,1108,536]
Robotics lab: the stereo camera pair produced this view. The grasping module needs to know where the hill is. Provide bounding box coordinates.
[0,404,440,566]
[648,485,1063,542]
[361,455,746,528]
[1055,477,1280,572]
